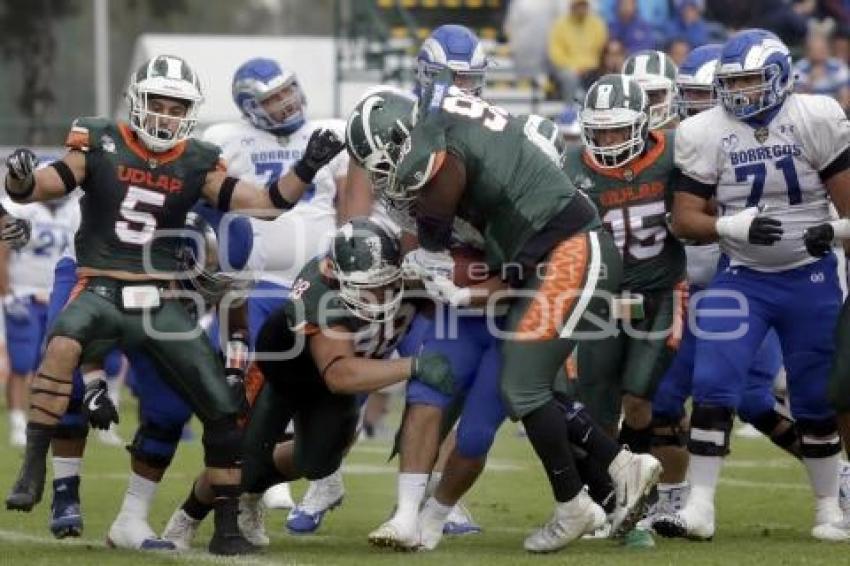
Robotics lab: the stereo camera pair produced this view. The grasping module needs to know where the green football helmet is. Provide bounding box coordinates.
[580,74,649,169]
[346,86,417,202]
[126,54,204,152]
[521,114,568,168]
[622,50,678,129]
[331,217,403,323]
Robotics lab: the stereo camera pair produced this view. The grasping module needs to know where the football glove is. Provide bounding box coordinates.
[715,206,783,246]
[803,223,834,257]
[403,248,454,280]
[0,215,31,250]
[411,352,454,396]
[293,128,346,183]
[5,148,37,182]
[82,378,119,430]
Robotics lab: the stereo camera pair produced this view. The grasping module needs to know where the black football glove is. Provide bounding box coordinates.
[747,216,783,246]
[410,352,454,396]
[6,148,37,181]
[803,223,834,257]
[293,128,345,183]
[82,379,119,430]
[0,216,31,250]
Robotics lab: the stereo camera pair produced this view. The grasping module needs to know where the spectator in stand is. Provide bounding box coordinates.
[666,37,692,66]
[505,0,562,79]
[608,0,657,53]
[665,0,721,48]
[794,32,850,110]
[582,38,628,90]
[548,0,609,101]
[820,0,850,29]
[831,27,850,64]
[706,0,814,44]
[597,0,671,29]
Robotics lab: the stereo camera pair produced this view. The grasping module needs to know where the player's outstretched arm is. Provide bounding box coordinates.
[4,149,84,204]
[336,160,374,225]
[203,127,345,217]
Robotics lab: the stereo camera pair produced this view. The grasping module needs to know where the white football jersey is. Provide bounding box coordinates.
[676,93,850,272]
[202,119,346,288]
[2,194,80,296]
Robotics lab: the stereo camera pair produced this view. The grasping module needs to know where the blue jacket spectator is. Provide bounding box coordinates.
[665,0,717,48]
[794,33,850,111]
[608,0,657,53]
[598,0,671,28]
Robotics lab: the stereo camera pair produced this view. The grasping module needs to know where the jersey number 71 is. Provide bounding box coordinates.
[735,155,801,206]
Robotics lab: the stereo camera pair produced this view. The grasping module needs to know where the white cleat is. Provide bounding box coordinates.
[238,493,270,546]
[608,452,663,537]
[262,482,295,510]
[443,502,481,536]
[107,514,176,551]
[652,499,715,541]
[368,518,420,551]
[638,482,689,531]
[418,503,448,550]
[812,514,850,542]
[524,490,606,553]
[97,426,124,447]
[286,471,345,534]
[161,508,201,551]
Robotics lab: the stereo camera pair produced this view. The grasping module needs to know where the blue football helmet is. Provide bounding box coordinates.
[676,44,723,119]
[715,29,793,119]
[416,24,488,96]
[232,58,306,136]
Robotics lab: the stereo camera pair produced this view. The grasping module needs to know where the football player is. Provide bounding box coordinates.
[378,68,663,552]
[0,190,78,447]
[161,57,348,544]
[3,54,343,555]
[655,29,850,541]
[561,73,686,547]
[622,50,679,130]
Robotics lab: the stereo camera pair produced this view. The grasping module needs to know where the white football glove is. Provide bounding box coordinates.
[402,249,471,307]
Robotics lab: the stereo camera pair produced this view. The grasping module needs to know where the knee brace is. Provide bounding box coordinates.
[796,417,841,459]
[202,416,243,468]
[688,404,734,457]
[650,415,687,449]
[127,421,184,468]
[747,409,800,456]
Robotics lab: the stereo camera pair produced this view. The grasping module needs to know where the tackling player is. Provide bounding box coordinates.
[3,54,343,555]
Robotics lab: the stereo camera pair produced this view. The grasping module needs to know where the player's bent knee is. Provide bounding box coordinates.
[797,417,841,458]
[128,421,185,468]
[688,404,734,457]
[202,416,243,468]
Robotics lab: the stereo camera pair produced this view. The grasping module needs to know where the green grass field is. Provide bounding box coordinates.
[0,394,846,566]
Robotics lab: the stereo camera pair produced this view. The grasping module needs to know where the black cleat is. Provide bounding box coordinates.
[6,461,46,512]
[208,533,259,556]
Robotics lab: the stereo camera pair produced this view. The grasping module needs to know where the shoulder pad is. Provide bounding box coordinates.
[64,116,113,152]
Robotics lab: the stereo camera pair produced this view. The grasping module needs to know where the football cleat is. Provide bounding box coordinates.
[418,503,447,551]
[161,508,201,551]
[524,490,606,553]
[622,527,655,548]
[368,518,421,551]
[653,499,715,541]
[6,449,47,511]
[286,472,345,534]
[107,514,176,550]
[812,514,850,542]
[443,502,481,536]
[639,482,689,531]
[238,493,270,546]
[49,477,83,539]
[608,452,663,537]
[262,482,295,510]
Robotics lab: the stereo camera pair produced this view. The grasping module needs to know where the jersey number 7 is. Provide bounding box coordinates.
[735,155,802,206]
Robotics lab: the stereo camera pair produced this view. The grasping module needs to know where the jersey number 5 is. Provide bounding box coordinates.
[736,155,802,206]
[116,185,166,246]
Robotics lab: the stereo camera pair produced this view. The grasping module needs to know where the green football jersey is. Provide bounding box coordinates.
[395,87,599,267]
[285,258,416,359]
[562,130,685,291]
[65,117,221,275]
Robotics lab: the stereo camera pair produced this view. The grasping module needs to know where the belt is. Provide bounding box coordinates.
[86,277,172,303]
